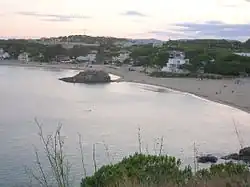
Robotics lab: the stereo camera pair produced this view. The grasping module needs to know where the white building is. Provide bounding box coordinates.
[234,52,250,57]
[90,50,98,54]
[18,52,30,62]
[76,56,89,62]
[88,53,96,63]
[0,48,10,60]
[114,41,134,48]
[161,51,189,73]
[112,50,131,63]
[153,42,164,48]
[3,52,10,59]
[76,53,96,63]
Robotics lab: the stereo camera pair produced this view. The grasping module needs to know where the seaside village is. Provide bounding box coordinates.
[1,47,187,74]
[1,38,250,75]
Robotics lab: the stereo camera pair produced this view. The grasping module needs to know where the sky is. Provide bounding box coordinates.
[0,0,250,40]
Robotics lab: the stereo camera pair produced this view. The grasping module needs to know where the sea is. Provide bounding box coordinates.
[0,65,250,186]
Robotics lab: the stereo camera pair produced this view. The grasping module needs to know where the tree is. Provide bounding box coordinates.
[43,45,68,61]
[130,46,156,60]
[244,38,250,49]
[204,54,250,75]
[150,51,169,67]
[68,45,89,57]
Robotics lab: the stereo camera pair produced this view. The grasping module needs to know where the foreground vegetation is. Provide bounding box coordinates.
[81,153,250,187]
[27,122,250,187]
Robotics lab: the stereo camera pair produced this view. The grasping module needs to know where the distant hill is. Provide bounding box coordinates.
[37,35,165,46]
[36,35,250,48]
[39,35,128,45]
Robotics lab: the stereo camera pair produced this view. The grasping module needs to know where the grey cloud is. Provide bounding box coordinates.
[41,18,70,22]
[142,21,250,40]
[147,30,196,40]
[121,11,146,17]
[148,30,182,36]
[17,11,91,22]
[173,21,250,38]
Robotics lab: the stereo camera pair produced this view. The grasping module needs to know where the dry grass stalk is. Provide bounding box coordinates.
[159,136,164,156]
[103,140,113,165]
[232,119,244,149]
[78,133,87,178]
[31,118,71,187]
[93,143,97,173]
[138,127,142,154]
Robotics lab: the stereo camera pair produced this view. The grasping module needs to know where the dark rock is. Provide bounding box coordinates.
[239,147,250,156]
[239,147,250,162]
[221,153,239,160]
[197,155,218,163]
[222,147,250,163]
[59,69,111,84]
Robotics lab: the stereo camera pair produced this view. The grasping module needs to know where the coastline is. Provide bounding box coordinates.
[1,60,250,113]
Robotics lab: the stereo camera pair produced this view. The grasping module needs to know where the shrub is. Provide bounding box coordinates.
[81,154,250,187]
[81,153,192,187]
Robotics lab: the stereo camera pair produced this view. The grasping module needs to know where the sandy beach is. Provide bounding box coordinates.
[1,60,250,113]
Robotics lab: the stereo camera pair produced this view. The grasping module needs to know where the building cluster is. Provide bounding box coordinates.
[114,39,164,48]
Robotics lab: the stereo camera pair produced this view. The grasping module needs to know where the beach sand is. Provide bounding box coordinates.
[1,60,250,113]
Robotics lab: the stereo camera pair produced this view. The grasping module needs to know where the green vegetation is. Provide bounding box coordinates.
[0,39,101,62]
[130,45,168,67]
[129,39,250,76]
[81,153,192,187]
[1,36,250,75]
[0,39,46,59]
[49,35,127,45]
[81,153,250,187]
[205,54,250,76]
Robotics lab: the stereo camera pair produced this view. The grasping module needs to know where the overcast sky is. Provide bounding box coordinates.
[0,0,250,40]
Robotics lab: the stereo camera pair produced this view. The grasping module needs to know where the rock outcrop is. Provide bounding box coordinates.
[197,155,218,163]
[221,153,239,161]
[239,147,250,162]
[221,147,250,163]
[59,69,111,84]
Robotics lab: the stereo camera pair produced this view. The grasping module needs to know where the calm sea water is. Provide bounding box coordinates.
[0,66,250,186]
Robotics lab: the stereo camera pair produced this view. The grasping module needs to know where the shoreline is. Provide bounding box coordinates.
[1,60,250,113]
